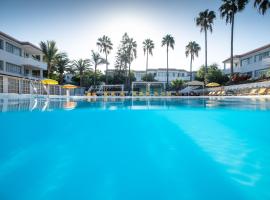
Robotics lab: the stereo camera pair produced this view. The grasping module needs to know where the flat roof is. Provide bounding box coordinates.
[223,43,270,63]
[0,31,42,52]
[134,68,189,72]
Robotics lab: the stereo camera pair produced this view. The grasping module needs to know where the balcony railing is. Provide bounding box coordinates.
[22,57,47,70]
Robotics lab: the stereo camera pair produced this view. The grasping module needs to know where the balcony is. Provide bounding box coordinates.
[22,57,47,70]
[0,49,47,70]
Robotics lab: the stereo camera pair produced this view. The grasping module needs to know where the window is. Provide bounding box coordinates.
[8,78,19,93]
[0,60,3,71]
[6,62,22,74]
[32,70,40,78]
[255,68,270,78]
[0,76,3,93]
[0,39,3,49]
[24,69,29,76]
[21,79,30,94]
[6,42,22,56]
[241,57,251,66]
[254,51,270,62]
[24,52,29,58]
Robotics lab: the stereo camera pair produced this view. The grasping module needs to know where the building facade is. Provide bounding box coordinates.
[0,31,47,80]
[223,44,270,79]
[133,68,192,82]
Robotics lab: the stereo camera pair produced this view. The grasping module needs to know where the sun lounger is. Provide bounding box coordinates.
[267,89,270,95]
[154,92,159,96]
[139,92,144,96]
[249,88,258,95]
[258,88,267,95]
[146,91,150,96]
[215,91,222,96]
[167,92,172,96]
[132,91,138,96]
[104,92,108,96]
[120,92,125,96]
[220,91,226,96]
[111,92,115,96]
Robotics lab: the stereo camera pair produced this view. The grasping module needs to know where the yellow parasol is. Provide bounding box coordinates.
[206,82,220,87]
[41,79,58,85]
[62,84,78,89]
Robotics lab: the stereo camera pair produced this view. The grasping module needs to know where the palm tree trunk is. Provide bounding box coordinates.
[166,45,169,90]
[190,55,193,81]
[47,63,51,78]
[59,73,63,84]
[146,49,149,81]
[80,72,83,87]
[105,53,108,84]
[204,28,208,83]
[128,62,131,94]
[94,65,97,89]
[230,14,234,77]
[125,63,128,87]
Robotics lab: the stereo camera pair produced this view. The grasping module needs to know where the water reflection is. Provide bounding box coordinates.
[165,110,270,199]
[1,97,270,112]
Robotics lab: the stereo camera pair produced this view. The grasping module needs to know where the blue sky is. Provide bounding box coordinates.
[1,0,269,71]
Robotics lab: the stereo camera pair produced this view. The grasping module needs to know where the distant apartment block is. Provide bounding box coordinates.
[0,31,47,80]
[223,44,270,79]
[107,68,194,82]
[134,68,194,82]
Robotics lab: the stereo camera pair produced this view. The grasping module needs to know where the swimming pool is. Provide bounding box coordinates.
[1,97,270,200]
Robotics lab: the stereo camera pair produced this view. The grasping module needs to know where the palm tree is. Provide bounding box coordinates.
[143,39,155,81]
[55,53,70,84]
[40,40,58,78]
[122,33,137,93]
[161,34,175,89]
[254,0,270,14]
[185,42,201,81]
[96,36,113,84]
[90,50,106,89]
[220,0,248,77]
[196,9,216,83]
[72,59,91,86]
[171,79,184,93]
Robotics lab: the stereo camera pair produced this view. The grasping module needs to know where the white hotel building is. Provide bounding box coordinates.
[0,32,47,79]
[223,44,270,79]
[133,68,193,82]
[0,31,47,93]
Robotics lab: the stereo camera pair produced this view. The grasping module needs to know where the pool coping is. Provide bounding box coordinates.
[1,93,270,99]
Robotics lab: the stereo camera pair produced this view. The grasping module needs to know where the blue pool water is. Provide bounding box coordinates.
[1,97,270,200]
